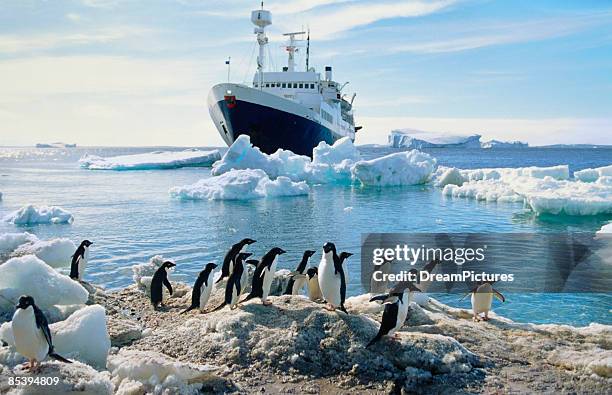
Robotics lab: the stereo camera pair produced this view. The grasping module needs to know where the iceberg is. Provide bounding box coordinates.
[170,169,309,201]
[481,140,528,149]
[598,222,612,234]
[352,150,436,186]
[439,165,612,216]
[0,255,88,312]
[0,232,76,268]
[388,129,482,149]
[79,149,221,170]
[574,165,612,183]
[4,204,74,225]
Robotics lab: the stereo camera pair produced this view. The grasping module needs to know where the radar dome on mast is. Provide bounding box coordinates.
[251,7,271,29]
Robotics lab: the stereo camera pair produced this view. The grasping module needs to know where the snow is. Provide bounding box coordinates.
[4,204,74,225]
[0,305,110,369]
[1,232,75,268]
[574,165,612,182]
[0,255,88,312]
[132,255,167,291]
[596,222,612,234]
[433,167,465,187]
[79,149,221,170]
[389,129,482,149]
[107,349,218,395]
[352,150,436,186]
[0,232,37,259]
[170,169,309,200]
[440,165,612,216]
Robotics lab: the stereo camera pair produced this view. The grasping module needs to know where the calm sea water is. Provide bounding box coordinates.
[0,146,610,326]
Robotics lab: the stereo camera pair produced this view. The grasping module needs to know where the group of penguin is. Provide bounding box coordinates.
[8,238,505,373]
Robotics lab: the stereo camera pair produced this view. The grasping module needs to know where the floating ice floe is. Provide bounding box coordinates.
[170,169,309,201]
[480,139,528,149]
[352,150,436,186]
[437,165,612,216]
[0,232,76,267]
[0,305,110,369]
[0,255,88,312]
[597,222,612,234]
[4,204,74,224]
[574,165,612,183]
[388,129,482,149]
[79,149,221,170]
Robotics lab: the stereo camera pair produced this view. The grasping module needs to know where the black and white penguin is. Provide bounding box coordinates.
[212,252,252,311]
[181,263,218,314]
[12,295,71,372]
[306,267,323,302]
[339,251,353,283]
[69,239,93,281]
[150,261,176,309]
[242,247,286,305]
[215,238,256,284]
[461,281,505,321]
[366,282,418,347]
[318,242,348,313]
[284,250,316,295]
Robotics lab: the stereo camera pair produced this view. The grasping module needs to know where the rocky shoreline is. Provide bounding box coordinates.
[1,273,610,394]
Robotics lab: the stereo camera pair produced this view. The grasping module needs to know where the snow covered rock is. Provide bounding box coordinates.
[169,169,309,200]
[389,129,482,149]
[0,255,88,312]
[574,165,612,182]
[4,204,74,225]
[0,232,76,268]
[351,150,436,186]
[107,349,219,395]
[79,149,221,170]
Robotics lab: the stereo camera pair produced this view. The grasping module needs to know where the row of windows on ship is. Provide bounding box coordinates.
[254,82,317,90]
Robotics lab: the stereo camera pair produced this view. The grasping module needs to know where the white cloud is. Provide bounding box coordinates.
[356,116,612,146]
[66,13,82,22]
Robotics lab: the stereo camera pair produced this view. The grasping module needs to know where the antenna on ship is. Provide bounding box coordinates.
[251,1,271,89]
[306,28,310,71]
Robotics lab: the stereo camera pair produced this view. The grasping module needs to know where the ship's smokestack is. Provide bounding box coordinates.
[325,66,332,81]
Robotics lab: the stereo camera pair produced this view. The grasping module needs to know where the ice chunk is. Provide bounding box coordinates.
[574,165,612,183]
[211,135,360,184]
[0,255,88,312]
[132,255,167,291]
[442,166,612,216]
[169,169,309,200]
[79,149,221,170]
[107,349,218,395]
[597,222,612,234]
[481,139,528,149]
[4,204,74,225]
[0,305,110,369]
[389,129,481,149]
[433,167,466,187]
[351,150,436,186]
[0,232,75,267]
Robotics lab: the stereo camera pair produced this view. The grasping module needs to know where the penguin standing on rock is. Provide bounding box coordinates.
[216,238,256,284]
[339,251,353,283]
[461,281,505,321]
[150,261,176,309]
[318,242,348,313]
[212,252,252,311]
[242,247,286,305]
[284,250,316,295]
[181,263,218,314]
[306,267,323,302]
[12,295,71,372]
[367,282,420,347]
[69,240,93,281]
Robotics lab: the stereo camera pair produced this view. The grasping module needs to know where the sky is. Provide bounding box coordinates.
[0,0,611,147]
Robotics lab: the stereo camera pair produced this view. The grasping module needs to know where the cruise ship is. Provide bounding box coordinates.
[208,4,359,156]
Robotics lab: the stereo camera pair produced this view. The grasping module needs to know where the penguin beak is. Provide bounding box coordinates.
[212,264,218,269]
[279,249,286,254]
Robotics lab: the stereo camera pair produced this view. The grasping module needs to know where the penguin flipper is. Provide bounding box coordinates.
[369,293,390,304]
[48,351,72,364]
[366,332,383,348]
[163,277,173,295]
[180,305,197,315]
[33,305,53,351]
[493,289,505,302]
[339,304,348,314]
[210,302,226,312]
[283,279,295,295]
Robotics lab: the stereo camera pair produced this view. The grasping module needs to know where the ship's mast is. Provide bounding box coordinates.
[251,2,271,89]
[282,31,305,72]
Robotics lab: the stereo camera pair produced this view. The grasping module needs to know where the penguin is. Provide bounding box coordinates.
[339,251,353,283]
[366,282,419,347]
[212,252,252,311]
[69,239,93,281]
[181,263,218,314]
[284,250,316,295]
[150,261,176,309]
[242,247,286,305]
[306,267,323,302]
[461,281,505,321]
[215,238,256,284]
[318,242,348,314]
[12,295,71,372]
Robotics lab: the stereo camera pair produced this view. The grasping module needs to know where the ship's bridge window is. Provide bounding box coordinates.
[265,83,270,88]
[292,83,297,88]
[310,83,315,89]
[282,83,286,88]
[299,83,303,89]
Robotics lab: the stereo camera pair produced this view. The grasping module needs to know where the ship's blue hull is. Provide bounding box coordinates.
[214,99,337,156]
